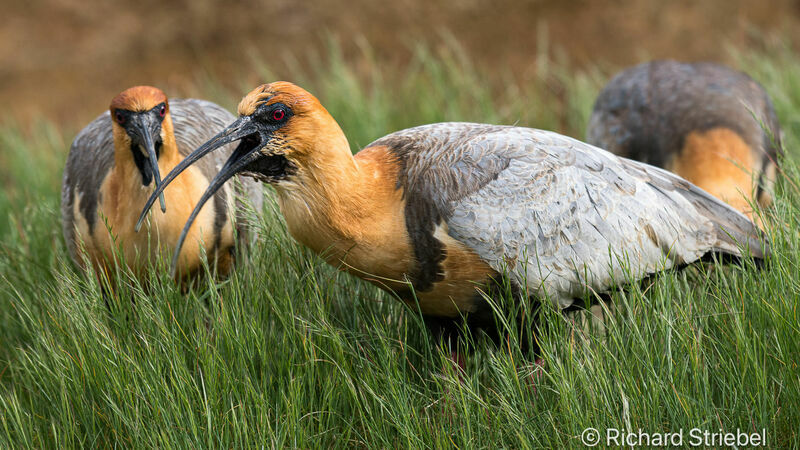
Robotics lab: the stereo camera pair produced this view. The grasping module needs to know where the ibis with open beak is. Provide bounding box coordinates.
[139,82,767,344]
[61,86,262,282]
[587,60,782,223]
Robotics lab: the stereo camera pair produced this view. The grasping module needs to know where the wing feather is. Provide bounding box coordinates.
[373,123,766,308]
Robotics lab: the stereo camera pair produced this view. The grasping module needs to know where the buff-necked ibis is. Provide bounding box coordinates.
[138,81,766,346]
[587,60,782,223]
[61,86,262,283]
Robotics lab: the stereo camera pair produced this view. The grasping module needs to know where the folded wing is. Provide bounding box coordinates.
[374,123,766,308]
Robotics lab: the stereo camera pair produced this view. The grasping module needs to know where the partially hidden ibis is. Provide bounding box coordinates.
[139,81,767,345]
[587,60,782,223]
[61,86,262,283]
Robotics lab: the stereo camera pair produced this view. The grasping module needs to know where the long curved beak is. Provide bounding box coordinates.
[131,116,166,212]
[167,141,264,276]
[135,116,255,232]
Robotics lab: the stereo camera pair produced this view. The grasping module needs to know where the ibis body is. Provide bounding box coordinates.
[587,60,782,220]
[62,86,262,281]
[142,82,766,338]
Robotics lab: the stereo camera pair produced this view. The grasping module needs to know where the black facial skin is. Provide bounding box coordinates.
[114,103,166,186]
[135,101,296,274]
[239,101,297,181]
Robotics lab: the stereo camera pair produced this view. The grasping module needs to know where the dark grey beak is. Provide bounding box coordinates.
[135,115,265,276]
[130,114,167,212]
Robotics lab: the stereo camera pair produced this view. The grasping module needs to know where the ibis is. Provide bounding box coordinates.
[587,60,782,222]
[139,81,767,347]
[61,86,262,283]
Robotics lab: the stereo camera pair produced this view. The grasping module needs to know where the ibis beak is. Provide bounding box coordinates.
[130,115,167,212]
[135,115,265,276]
[136,116,258,232]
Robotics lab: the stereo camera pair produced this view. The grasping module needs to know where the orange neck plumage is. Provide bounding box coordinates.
[104,112,223,275]
[265,109,413,287]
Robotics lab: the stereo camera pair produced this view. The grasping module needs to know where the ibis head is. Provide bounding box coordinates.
[138,82,353,272]
[110,86,171,212]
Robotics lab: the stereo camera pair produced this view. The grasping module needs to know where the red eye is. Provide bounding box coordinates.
[272,108,285,122]
[115,112,125,124]
[159,105,166,117]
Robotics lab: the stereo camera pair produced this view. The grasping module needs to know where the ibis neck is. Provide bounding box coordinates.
[273,138,409,276]
[274,130,364,225]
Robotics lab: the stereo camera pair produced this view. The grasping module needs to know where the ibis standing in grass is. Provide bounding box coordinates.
[587,60,782,223]
[61,86,262,283]
[139,82,766,346]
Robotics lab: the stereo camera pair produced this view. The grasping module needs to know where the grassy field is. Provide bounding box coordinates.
[0,43,799,448]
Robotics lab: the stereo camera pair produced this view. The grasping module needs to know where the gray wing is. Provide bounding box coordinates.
[61,111,114,261]
[170,99,236,157]
[376,123,766,308]
[587,60,782,167]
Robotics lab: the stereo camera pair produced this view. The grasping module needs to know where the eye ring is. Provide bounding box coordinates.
[115,112,125,124]
[272,108,285,122]
[159,105,166,117]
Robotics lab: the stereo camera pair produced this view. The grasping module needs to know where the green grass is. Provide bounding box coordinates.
[1,41,799,448]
